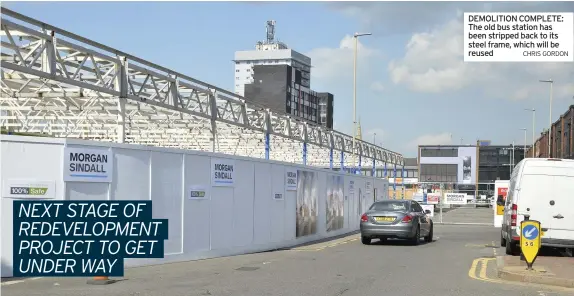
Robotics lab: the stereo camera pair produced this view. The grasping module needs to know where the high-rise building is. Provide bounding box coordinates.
[244,64,333,127]
[233,20,312,97]
[317,92,334,129]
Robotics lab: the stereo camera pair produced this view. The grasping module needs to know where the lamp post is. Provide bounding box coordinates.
[520,128,527,156]
[524,108,535,157]
[539,79,553,157]
[352,32,372,173]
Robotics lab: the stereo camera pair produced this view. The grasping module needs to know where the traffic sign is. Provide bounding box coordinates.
[520,220,541,269]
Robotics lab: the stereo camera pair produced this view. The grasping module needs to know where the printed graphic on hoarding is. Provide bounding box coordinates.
[444,193,468,205]
[296,170,318,237]
[211,158,235,186]
[63,147,113,183]
[285,169,297,191]
[2,180,56,199]
[188,185,208,200]
[326,175,344,232]
[357,187,363,216]
[426,193,440,205]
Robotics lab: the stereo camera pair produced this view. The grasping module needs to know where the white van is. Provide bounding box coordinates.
[501,158,574,255]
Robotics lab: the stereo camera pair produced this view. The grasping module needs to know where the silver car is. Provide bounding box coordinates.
[360,200,433,245]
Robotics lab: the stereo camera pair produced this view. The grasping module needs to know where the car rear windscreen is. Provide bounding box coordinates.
[369,202,408,211]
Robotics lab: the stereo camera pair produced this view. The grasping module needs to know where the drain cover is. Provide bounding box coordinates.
[235,266,260,271]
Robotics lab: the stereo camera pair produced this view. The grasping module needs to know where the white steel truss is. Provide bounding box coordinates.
[0,8,403,168]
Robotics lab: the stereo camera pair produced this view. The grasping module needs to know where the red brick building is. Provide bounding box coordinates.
[527,105,574,159]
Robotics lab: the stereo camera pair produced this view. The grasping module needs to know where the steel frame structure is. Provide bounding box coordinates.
[0,8,403,168]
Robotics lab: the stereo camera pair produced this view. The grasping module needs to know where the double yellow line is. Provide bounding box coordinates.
[468,257,574,292]
[468,257,497,282]
[291,237,359,251]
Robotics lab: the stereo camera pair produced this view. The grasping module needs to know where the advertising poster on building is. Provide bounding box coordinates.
[296,170,318,237]
[326,175,344,232]
[458,147,477,184]
[211,158,235,187]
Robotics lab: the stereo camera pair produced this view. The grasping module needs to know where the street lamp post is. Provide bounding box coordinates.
[520,128,527,156]
[352,32,372,173]
[539,79,553,157]
[524,108,535,157]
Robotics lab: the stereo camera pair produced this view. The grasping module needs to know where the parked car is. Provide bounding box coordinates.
[360,200,433,245]
[501,158,574,255]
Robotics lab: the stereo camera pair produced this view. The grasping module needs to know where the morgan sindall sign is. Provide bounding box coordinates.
[63,147,113,183]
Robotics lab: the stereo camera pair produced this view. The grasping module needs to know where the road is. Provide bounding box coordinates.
[2,224,572,296]
[438,207,494,225]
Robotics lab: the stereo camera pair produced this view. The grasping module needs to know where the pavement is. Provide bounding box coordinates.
[497,249,574,288]
[3,223,574,296]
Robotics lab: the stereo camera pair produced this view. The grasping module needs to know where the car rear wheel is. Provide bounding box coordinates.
[361,236,371,245]
[424,224,433,243]
[411,225,421,246]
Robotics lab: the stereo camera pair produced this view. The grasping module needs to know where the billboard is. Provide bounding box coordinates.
[296,170,318,237]
[458,147,476,184]
[418,146,477,184]
[326,175,344,232]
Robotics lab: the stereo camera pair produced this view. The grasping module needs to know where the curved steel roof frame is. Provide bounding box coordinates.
[0,8,403,167]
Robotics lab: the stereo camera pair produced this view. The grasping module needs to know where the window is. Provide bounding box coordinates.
[420,148,458,157]
[236,77,240,80]
[369,201,408,211]
[419,164,458,183]
[235,69,240,72]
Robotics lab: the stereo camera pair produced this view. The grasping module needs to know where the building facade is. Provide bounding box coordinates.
[526,105,574,159]
[234,21,335,128]
[317,92,334,129]
[243,64,333,128]
[233,21,311,97]
[418,144,528,186]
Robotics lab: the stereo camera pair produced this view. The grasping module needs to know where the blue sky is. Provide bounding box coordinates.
[4,1,574,157]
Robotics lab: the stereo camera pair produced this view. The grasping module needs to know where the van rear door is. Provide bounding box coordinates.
[549,173,574,241]
[519,161,574,242]
[518,174,555,238]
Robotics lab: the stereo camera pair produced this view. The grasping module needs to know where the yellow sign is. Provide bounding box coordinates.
[520,220,541,268]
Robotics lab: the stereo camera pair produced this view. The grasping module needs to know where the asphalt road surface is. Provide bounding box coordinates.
[3,224,573,296]
[439,207,494,225]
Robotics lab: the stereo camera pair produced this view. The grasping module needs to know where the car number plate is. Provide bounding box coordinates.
[374,216,395,222]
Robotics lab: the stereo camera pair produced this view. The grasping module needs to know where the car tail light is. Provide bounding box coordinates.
[510,204,518,226]
[361,214,368,222]
[401,214,413,223]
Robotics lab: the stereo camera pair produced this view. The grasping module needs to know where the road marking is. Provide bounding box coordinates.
[1,277,42,286]
[290,236,359,251]
[468,257,574,292]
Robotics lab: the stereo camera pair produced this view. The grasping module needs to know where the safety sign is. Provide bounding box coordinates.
[520,220,541,269]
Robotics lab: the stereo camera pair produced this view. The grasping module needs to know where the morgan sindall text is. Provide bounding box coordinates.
[464,12,574,62]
